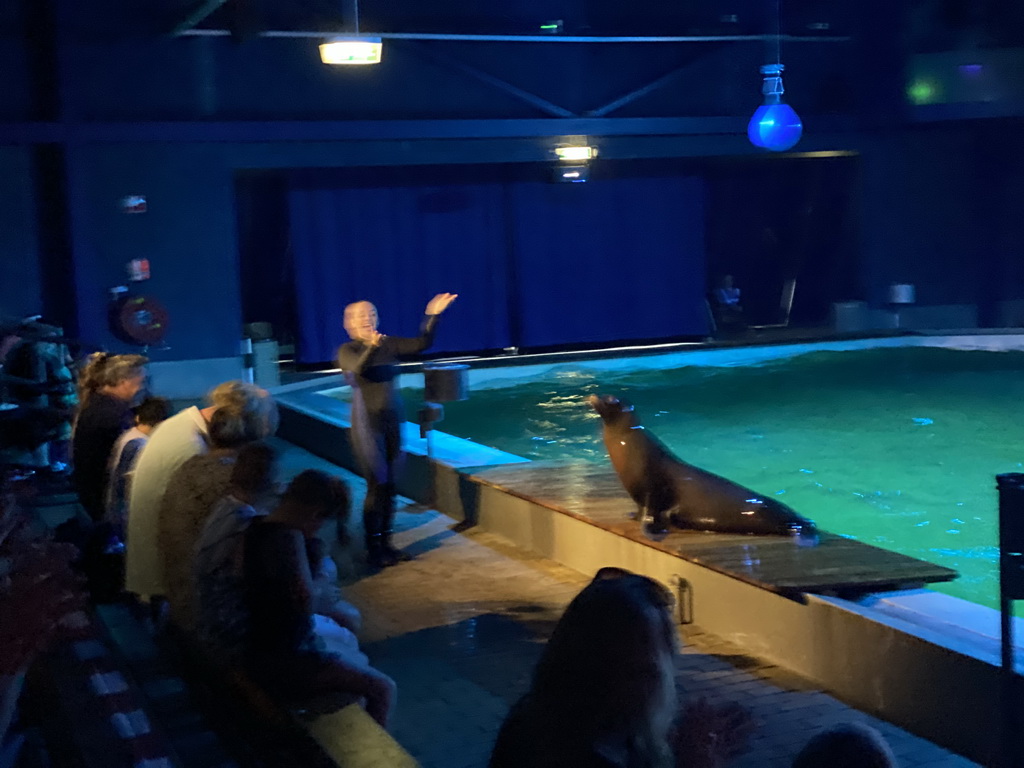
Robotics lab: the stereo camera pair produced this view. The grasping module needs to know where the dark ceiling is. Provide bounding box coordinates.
[26,0,1024,54]
[181,0,1024,48]
[195,0,854,38]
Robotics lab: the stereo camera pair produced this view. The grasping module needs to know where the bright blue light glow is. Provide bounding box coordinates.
[747,102,803,152]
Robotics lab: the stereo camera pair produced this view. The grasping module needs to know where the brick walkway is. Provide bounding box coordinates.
[271,438,980,768]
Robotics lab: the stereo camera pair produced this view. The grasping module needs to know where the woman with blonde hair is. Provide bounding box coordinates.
[125,380,277,604]
[71,353,148,522]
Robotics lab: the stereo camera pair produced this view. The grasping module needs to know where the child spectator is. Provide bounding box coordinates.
[243,470,395,727]
[106,396,171,537]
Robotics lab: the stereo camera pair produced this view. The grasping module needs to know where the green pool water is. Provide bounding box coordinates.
[408,346,1024,612]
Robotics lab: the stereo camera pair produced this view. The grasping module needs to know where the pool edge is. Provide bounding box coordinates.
[276,392,1018,766]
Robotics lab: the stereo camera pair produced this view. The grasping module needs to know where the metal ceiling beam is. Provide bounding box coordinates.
[400,41,577,118]
[587,64,693,118]
[586,44,744,117]
[171,0,232,36]
[175,29,850,43]
[0,115,857,144]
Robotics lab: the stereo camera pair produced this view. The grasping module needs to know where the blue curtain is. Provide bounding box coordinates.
[288,169,708,363]
[289,170,512,362]
[509,175,708,348]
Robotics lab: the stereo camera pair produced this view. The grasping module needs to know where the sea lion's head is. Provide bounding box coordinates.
[587,394,639,428]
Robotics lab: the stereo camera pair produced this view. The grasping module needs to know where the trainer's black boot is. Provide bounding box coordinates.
[365,533,397,568]
[381,530,412,563]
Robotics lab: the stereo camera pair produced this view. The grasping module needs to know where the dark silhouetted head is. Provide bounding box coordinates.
[792,723,898,768]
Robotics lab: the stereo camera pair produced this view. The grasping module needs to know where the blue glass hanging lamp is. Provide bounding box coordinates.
[747,63,803,151]
[747,0,802,153]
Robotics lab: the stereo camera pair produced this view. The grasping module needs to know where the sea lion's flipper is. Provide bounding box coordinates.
[645,506,670,537]
[667,509,691,530]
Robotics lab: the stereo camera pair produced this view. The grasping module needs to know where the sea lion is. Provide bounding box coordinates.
[587,394,816,538]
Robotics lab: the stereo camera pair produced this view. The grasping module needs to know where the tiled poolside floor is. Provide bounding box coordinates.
[271,437,981,768]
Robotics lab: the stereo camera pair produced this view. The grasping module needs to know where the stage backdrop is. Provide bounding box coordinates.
[508,175,706,348]
[288,167,707,363]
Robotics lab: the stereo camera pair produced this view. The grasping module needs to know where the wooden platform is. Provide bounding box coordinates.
[461,460,959,596]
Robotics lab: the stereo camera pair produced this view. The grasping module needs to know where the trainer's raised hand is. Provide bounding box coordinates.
[425,293,458,316]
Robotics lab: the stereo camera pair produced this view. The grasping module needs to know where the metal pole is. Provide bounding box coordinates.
[419,403,440,509]
[1003,593,1017,768]
[997,473,1024,768]
[240,337,254,384]
[175,29,850,43]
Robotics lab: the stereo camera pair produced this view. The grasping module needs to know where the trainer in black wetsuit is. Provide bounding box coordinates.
[336,293,458,568]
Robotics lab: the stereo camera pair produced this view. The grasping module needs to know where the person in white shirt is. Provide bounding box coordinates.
[125,381,277,603]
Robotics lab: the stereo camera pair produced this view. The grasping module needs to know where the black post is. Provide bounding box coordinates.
[1003,590,1017,768]
[997,473,1024,768]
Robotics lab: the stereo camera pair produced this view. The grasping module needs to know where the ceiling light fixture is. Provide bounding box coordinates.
[319,36,382,64]
[555,145,597,161]
[319,0,382,65]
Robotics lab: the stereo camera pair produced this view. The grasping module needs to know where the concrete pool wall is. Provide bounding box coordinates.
[273,332,1024,766]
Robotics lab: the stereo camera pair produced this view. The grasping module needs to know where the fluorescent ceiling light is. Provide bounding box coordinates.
[319,36,383,65]
[555,145,596,161]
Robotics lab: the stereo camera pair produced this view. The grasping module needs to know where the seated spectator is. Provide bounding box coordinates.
[709,274,746,336]
[105,396,171,538]
[490,567,752,768]
[71,353,148,523]
[160,401,276,630]
[0,472,86,755]
[194,441,279,660]
[792,722,898,768]
[0,324,19,370]
[712,274,742,311]
[69,353,148,600]
[303,480,363,636]
[195,447,362,659]
[126,380,276,604]
[0,403,67,476]
[243,470,395,727]
[307,535,363,636]
[1,319,77,473]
